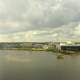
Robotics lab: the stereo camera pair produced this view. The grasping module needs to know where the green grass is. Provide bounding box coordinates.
[0,48,48,51]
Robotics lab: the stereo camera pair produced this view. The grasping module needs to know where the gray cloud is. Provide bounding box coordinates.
[0,0,80,41]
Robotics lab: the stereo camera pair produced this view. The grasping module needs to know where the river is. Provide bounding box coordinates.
[0,50,80,80]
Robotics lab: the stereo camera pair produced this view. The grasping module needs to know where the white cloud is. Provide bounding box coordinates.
[0,21,19,27]
[74,24,80,36]
[0,0,79,42]
[0,31,33,42]
[0,0,6,13]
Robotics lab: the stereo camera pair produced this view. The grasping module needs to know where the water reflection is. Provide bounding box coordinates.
[0,50,80,80]
[5,55,32,62]
[57,54,64,59]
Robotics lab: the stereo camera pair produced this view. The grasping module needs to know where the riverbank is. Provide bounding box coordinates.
[0,48,80,55]
[0,48,54,51]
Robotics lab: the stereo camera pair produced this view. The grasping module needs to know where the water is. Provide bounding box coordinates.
[0,50,80,80]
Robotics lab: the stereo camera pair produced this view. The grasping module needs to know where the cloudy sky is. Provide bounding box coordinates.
[0,0,80,42]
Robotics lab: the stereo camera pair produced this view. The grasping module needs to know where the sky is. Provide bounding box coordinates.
[0,0,80,42]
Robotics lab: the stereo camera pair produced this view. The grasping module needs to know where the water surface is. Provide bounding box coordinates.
[0,50,80,80]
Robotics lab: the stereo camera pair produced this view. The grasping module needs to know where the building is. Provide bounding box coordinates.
[61,45,80,51]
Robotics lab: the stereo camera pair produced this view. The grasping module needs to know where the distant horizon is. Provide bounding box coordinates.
[0,41,79,43]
